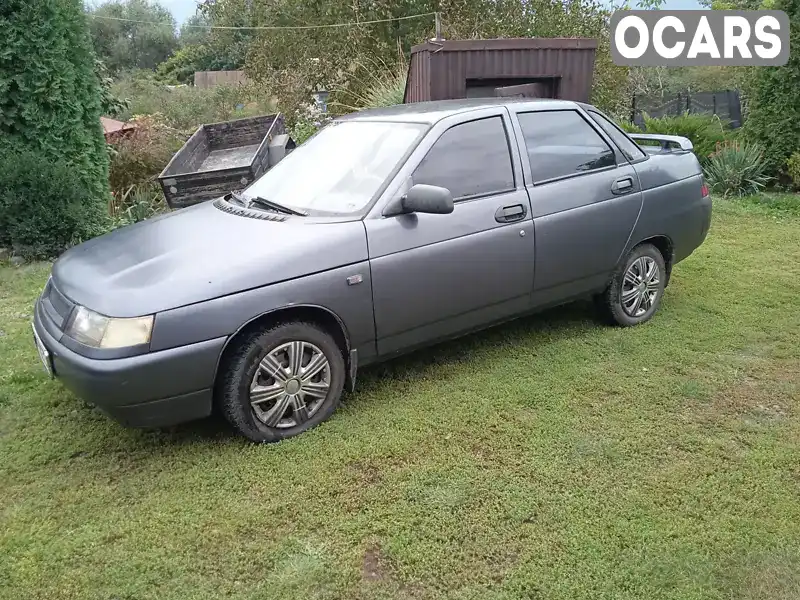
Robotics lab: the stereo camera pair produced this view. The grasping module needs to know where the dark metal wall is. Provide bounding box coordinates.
[405,38,598,104]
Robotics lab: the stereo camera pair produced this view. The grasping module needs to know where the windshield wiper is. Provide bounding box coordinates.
[247,195,307,216]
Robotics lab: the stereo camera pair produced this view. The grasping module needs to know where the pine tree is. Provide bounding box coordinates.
[0,0,110,202]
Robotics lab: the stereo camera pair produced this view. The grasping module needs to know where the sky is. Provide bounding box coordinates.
[160,0,702,25]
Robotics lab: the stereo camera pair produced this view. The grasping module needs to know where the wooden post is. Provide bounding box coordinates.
[435,12,442,41]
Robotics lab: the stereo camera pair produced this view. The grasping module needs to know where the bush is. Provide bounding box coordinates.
[786,152,800,191]
[332,51,407,112]
[704,141,772,198]
[109,182,169,227]
[742,0,800,174]
[288,103,331,145]
[637,112,732,162]
[108,115,187,193]
[0,0,110,203]
[0,150,109,260]
[112,72,276,130]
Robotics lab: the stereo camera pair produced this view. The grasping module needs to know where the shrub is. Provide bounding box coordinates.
[288,103,331,145]
[743,0,800,174]
[786,151,800,191]
[109,182,169,227]
[333,51,408,112]
[704,141,772,198]
[617,120,642,134]
[112,72,276,130]
[639,112,732,162]
[108,115,187,193]
[0,150,109,260]
[0,0,110,203]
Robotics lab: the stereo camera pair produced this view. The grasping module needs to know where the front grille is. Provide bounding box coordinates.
[41,279,76,331]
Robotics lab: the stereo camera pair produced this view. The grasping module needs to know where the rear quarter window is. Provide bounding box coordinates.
[587,111,648,162]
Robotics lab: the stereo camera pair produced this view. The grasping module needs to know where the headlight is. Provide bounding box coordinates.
[66,306,154,349]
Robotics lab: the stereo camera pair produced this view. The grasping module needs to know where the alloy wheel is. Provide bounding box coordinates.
[621,256,661,317]
[249,341,331,428]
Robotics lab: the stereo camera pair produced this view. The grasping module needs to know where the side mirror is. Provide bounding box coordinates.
[385,184,454,217]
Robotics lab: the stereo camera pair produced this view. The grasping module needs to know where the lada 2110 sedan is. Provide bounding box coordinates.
[32,99,712,442]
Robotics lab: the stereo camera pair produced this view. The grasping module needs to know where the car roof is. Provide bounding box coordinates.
[337,98,585,124]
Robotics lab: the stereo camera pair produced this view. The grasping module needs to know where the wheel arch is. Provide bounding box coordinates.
[212,304,352,392]
[636,235,674,285]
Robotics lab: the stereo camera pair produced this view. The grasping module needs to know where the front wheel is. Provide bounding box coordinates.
[598,243,666,327]
[216,321,346,443]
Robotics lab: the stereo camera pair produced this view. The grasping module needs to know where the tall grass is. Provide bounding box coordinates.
[332,43,407,112]
[111,72,277,130]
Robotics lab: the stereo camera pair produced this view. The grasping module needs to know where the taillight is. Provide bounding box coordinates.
[701,183,709,198]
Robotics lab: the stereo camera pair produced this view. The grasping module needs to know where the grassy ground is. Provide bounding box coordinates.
[1,195,799,600]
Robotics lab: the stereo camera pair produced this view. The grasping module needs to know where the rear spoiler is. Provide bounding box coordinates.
[628,133,694,152]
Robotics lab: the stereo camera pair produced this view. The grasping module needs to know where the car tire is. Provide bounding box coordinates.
[216,321,346,443]
[598,243,667,327]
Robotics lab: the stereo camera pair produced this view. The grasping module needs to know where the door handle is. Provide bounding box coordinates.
[495,204,527,223]
[611,177,634,194]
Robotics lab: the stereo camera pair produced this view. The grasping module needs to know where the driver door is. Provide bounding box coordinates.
[365,111,535,357]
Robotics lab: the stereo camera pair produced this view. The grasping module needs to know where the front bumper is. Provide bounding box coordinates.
[33,297,226,428]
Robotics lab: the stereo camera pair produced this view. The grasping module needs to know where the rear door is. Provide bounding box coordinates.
[365,110,535,356]
[510,107,644,304]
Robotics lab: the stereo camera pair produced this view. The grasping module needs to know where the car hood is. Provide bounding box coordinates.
[52,201,368,317]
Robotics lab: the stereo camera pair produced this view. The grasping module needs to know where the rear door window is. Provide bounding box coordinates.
[412,116,515,200]
[517,110,616,183]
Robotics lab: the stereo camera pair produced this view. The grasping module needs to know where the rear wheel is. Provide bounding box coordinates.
[598,243,666,327]
[217,321,345,443]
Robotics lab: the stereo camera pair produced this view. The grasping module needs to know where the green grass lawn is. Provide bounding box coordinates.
[1,196,799,600]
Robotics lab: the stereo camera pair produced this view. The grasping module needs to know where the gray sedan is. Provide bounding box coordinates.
[32,99,712,442]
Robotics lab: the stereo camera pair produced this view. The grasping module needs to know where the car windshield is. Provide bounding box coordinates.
[244,120,426,215]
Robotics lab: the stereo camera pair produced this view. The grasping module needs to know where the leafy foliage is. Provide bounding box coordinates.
[111,71,276,130]
[631,112,733,162]
[333,47,408,111]
[288,103,331,144]
[87,0,179,74]
[109,182,169,227]
[742,0,800,174]
[208,0,629,118]
[705,141,772,198]
[0,149,109,259]
[787,151,800,191]
[96,58,130,117]
[108,115,186,193]
[0,0,110,206]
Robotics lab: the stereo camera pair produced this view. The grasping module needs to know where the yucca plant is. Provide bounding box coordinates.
[704,141,772,198]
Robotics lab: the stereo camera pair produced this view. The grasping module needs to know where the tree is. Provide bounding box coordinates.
[0,0,110,255]
[179,13,212,47]
[87,0,178,73]
[204,0,630,117]
[743,0,800,173]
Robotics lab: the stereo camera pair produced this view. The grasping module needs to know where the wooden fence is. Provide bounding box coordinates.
[632,90,743,128]
[194,70,249,89]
